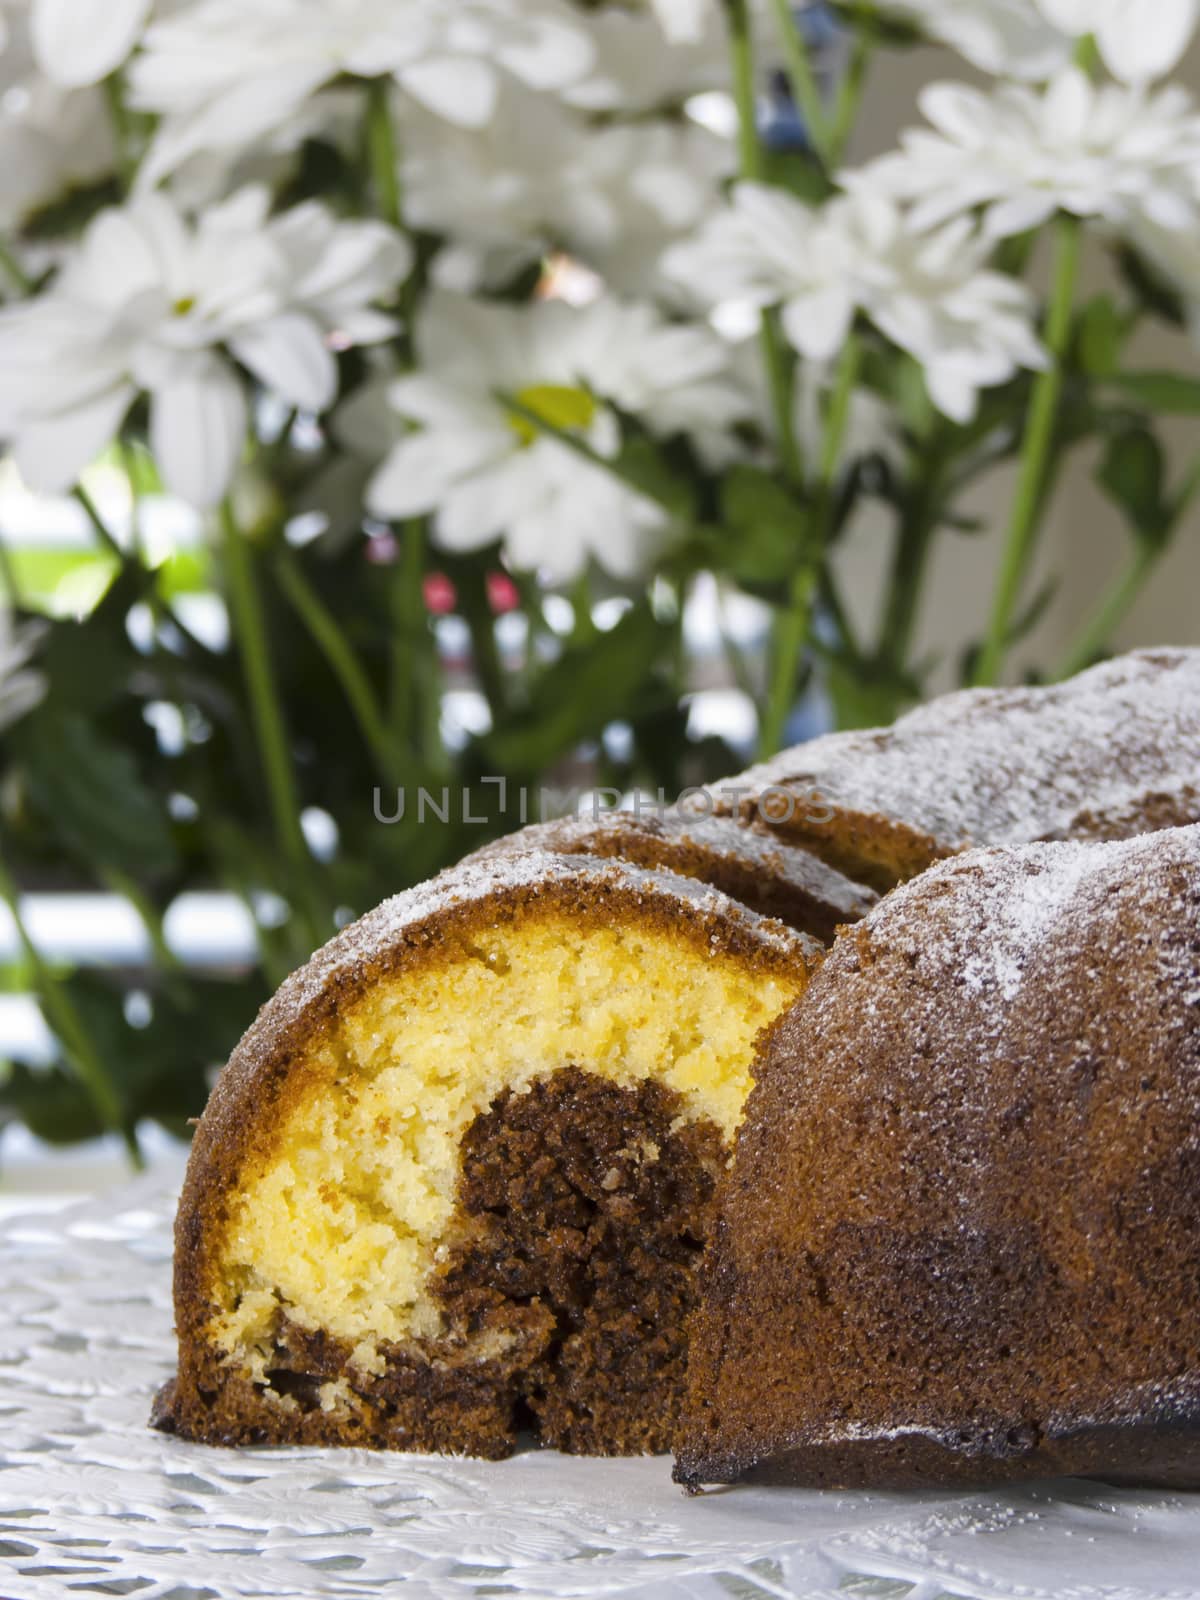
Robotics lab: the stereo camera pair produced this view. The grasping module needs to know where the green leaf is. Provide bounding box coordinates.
[0,1061,104,1145]
[716,465,809,583]
[1108,372,1200,414]
[1074,297,1127,378]
[1115,245,1187,327]
[19,710,179,879]
[34,567,144,715]
[612,435,697,523]
[1097,426,1169,544]
[483,603,673,774]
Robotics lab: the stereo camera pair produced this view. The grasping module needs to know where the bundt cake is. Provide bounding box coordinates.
[676,824,1200,1490]
[154,851,817,1457]
[690,648,1200,889]
[464,810,877,943]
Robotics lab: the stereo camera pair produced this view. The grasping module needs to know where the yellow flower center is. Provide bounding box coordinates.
[508,384,597,446]
[173,295,197,316]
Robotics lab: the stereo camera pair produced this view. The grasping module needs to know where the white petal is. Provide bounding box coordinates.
[398,57,497,127]
[32,0,151,86]
[781,288,856,363]
[150,358,247,509]
[136,63,332,188]
[232,316,337,412]
[1042,68,1091,144]
[1035,0,1091,33]
[1098,0,1199,82]
[924,364,978,425]
[366,430,500,520]
[499,18,594,90]
[12,383,135,495]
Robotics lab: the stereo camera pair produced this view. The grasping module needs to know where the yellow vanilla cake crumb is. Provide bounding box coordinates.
[212,916,801,1357]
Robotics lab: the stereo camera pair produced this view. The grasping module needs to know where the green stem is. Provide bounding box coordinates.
[973,214,1083,686]
[0,851,139,1164]
[275,545,399,784]
[109,872,179,973]
[759,337,862,757]
[0,526,22,606]
[766,0,831,167]
[727,0,802,483]
[74,484,125,563]
[879,450,944,671]
[728,0,765,180]
[103,71,138,191]
[0,237,32,296]
[388,521,444,773]
[1056,448,1200,679]
[1056,544,1159,680]
[365,77,403,229]
[219,502,309,875]
[828,32,872,167]
[760,311,802,483]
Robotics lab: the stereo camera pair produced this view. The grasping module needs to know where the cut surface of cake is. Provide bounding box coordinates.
[465,809,877,943]
[691,648,1200,889]
[676,825,1200,1490]
[155,851,816,1457]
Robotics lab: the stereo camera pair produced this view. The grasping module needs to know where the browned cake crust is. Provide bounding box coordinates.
[155,851,817,1456]
[689,648,1200,889]
[676,825,1200,1491]
[464,810,877,943]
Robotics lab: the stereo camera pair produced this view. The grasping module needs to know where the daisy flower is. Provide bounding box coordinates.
[128,0,594,186]
[0,187,410,507]
[663,181,1047,424]
[366,293,748,580]
[857,68,1200,240]
[1035,0,1200,85]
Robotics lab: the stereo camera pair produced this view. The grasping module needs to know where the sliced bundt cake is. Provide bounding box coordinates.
[676,824,1200,1490]
[155,852,817,1457]
[465,810,877,943]
[691,648,1200,889]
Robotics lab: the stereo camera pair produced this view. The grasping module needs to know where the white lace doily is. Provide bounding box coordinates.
[4,1174,1200,1600]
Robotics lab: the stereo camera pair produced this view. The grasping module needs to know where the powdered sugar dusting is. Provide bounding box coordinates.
[958,846,1103,1001]
[711,649,1200,852]
[467,809,878,922]
[844,824,1200,1037]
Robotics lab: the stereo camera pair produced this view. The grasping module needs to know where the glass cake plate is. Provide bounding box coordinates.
[3,1173,1200,1600]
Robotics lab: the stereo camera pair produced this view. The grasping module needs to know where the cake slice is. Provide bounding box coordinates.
[677,825,1200,1490]
[154,851,816,1457]
[689,647,1200,889]
[464,810,877,943]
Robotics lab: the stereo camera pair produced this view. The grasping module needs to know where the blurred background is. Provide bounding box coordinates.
[1,0,1198,1208]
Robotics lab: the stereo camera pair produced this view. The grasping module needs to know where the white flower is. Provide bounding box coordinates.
[29,0,153,86]
[646,0,711,44]
[857,69,1200,240]
[0,606,46,734]
[0,81,115,234]
[402,83,732,296]
[664,181,1047,424]
[881,0,1200,85]
[129,0,594,185]
[1035,0,1199,85]
[848,197,1048,424]
[565,3,726,115]
[366,294,746,579]
[878,0,1071,81]
[0,187,409,507]
[663,183,862,364]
